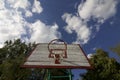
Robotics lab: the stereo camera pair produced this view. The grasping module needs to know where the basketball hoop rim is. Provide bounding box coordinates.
[48,39,67,52]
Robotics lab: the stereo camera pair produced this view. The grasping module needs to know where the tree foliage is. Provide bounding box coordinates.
[80,49,120,80]
[111,43,120,56]
[0,39,36,80]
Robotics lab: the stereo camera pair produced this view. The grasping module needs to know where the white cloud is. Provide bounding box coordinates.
[78,0,96,20]
[93,0,117,21]
[25,10,33,17]
[29,20,61,43]
[10,0,30,9]
[0,0,5,9]
[0,0,26,45]
[0,0,60,48]
[87,54,93,59]
[78,0,117,22]
[62,13,91,44]
[32,0,43,13]
[62,0,118,44]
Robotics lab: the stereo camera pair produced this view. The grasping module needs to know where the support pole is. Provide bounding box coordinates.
[46,69,72,80]
[68,69,72,80]
[47,69,51,80]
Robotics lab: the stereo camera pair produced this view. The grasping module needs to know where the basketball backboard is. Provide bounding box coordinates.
[22,39,92,69]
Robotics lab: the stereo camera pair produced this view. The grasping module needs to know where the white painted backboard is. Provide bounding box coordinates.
[22,43,92,69]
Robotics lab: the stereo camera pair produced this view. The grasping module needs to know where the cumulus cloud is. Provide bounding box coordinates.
[87,53,93,59]
[62,0,118,44]
[29,20,61,43]
[32,0,43,13]
[0,0,27,47]
[78,0,117,22]
[78,0,95,20]
[62,13,91,44]
[25,10,33,17]
[0,0,60,48]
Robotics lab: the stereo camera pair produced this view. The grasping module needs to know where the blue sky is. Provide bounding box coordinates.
[0,0,120,80]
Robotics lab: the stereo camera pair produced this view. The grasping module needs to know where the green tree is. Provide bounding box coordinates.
[80,49,120,80]
[0,39,36,80]
[111,43,120,56]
